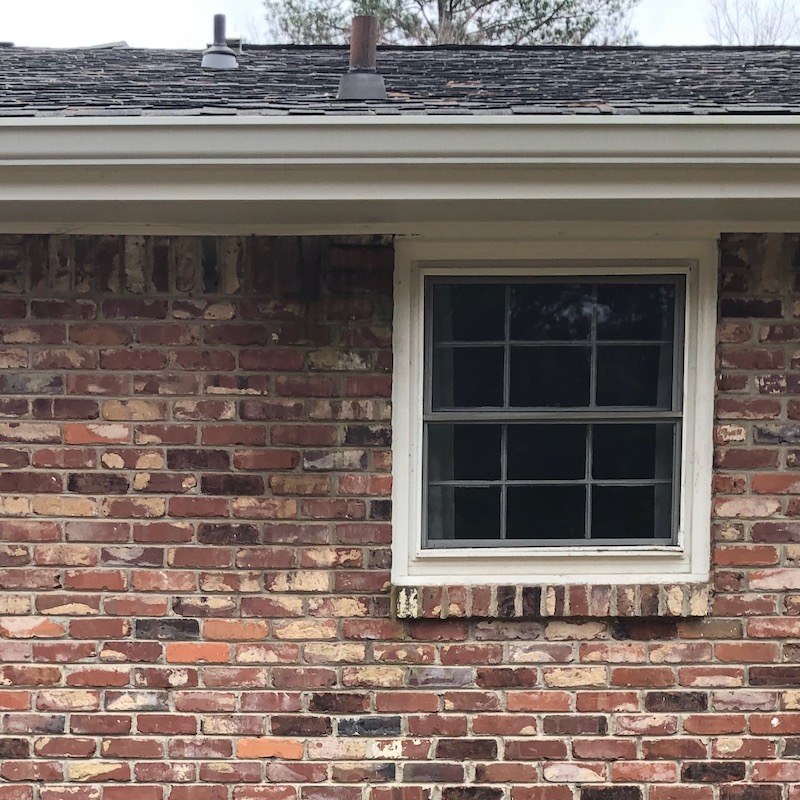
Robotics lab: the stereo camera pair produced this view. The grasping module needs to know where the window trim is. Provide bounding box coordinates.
[392,237,717,587]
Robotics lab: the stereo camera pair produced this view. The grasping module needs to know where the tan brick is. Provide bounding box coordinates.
[543,667,607,688]
[273,620,338,641]
[102,400,166,421]
[266,571,329,593]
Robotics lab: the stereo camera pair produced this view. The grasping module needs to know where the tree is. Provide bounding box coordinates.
[708,0,800,45]
[263,0,640,45]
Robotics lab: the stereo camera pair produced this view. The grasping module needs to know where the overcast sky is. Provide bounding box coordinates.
[1,0,713,49]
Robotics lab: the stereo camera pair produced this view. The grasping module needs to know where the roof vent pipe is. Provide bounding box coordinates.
[337,15,387,100]
[202,14,239,70]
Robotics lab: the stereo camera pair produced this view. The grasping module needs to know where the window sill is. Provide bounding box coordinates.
[393,582,711,620]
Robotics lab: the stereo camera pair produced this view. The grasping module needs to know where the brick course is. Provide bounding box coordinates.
[0,232,796,799]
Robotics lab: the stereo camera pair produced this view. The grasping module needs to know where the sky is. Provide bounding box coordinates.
[0,0,715,49]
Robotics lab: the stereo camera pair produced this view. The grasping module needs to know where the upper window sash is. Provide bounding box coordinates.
[424,275,686,417]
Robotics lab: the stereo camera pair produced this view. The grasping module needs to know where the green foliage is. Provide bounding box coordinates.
[264,0,640,45]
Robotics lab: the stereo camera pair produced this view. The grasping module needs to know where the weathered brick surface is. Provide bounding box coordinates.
[0,232,797,798]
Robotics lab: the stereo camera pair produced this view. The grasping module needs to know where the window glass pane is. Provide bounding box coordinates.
[596,344,672,407]
[597,283,676,341]
[427,486,501,541]
[510,346,591,407]
[510,284,592,341]
[432,347,504,409]
[428,424,502,482]
[433,283,505,342]
[507,424,587,481]
[424,277,682,550]
[507,486,586,540]
[593,423,675,480]
[591,485,668,540]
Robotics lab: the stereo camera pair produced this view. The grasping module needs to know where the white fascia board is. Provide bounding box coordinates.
[3,114,800,166]
[1,115,800,229]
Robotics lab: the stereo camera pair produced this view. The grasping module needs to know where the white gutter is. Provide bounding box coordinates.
[1,115,800,231]
[2,114,800,165]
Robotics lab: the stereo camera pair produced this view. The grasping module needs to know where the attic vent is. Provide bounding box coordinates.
[337,15,387,101]
[202,14,239,70]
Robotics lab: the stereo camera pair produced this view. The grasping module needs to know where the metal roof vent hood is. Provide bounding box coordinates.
[202,14,238,70]
[337,15,387,100]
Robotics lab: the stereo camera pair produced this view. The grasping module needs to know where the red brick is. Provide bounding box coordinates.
[104,788,163,800]
[272,425,337,446]
[201,425,266,446]
[716,398,782,419]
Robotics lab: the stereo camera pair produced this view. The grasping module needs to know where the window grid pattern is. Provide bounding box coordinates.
[423,275,685,548]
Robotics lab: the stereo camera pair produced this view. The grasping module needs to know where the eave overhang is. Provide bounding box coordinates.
[2,114,800,232]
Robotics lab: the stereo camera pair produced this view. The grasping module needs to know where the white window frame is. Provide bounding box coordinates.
[391,236,717,587]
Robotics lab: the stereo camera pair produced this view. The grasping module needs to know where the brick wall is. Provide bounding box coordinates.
[0,232,797,800]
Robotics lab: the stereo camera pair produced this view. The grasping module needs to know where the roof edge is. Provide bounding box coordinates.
[1,114,800,232]
[2,114,800,167]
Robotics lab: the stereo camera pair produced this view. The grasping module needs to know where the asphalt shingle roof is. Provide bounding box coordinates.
[3,44,800,117]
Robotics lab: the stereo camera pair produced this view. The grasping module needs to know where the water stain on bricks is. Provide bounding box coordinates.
[343,425,391,447]
[404,763,465,783]
[612,619,679,640]
[407,668,473,688]
[166,449,230,470]
[754,424,800,443]
[542,715,607,735]
[198,524,260,545]
[682,762,747,782]
[332,763,395,783]
[434,739,497,760]
[134,620,199,641]
[645,691,709,712]
[442,788,503,800]
[750,666,800,685]
[338,717,401,737]
[495,585,516,618]
[200,475,264,496]
[720,298,783,318]
[271,715,332,736]
[369,500,392,521]
[476,667,538,688]
[0,738,30,758]
[68,473,129,494]
[309,693,370,714]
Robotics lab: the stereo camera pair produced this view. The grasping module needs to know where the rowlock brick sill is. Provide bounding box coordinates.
[393,583,711,619]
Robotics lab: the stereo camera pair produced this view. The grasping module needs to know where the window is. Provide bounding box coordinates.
[426,276,683,548]
[392,238,716,586]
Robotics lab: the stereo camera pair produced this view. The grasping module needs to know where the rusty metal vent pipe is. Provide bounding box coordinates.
[202,14,239,70]
[337,15,387,100]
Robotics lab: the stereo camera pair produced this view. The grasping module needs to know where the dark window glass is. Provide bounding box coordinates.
[596,344,672,407]
[511,284,592,341]
[433,283,505,342]
[507,486,586,540]
[428,424,502,482]
[432,347,504,409]
[510,346,591,407]
[591,486,661,540]
[427,486,501,541]
[507,424,587,481]
[424,277,681,548]
[597,283,675,341]
[593,424,674,480]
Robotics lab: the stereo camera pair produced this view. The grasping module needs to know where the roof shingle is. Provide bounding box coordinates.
[3,44,800,116]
